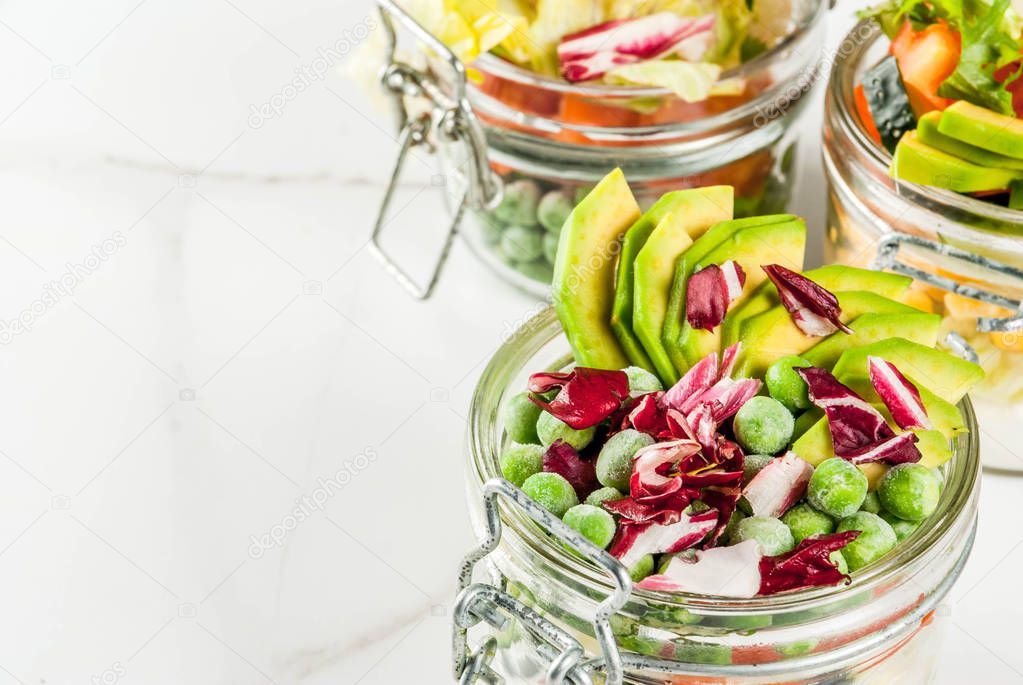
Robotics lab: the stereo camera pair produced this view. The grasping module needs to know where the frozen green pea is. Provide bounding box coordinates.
[878,463,941,522]
[541,232,559,265]
[629,554,655,582]
[537,190,574,233]
[765,355,812,413]
[860,490,882,514]
[585,486,624,508]
[781,503,835,544]
[730,516,795,556]
[596,429,653,490]
[742,453,774,486]
[836,512,897,571]
[503,392,542,444]
[807,458,868,519]
[473,212,505,246]
[512,258,553,283]
[500,443,544,487]
[500,225,544,262]
[624,365,662,394]
[831,550,849,575]
[733,396,795,455]
[879,510,920,543]
[722,510,746,542]
[537,412,596,451]
[522,472,578,518]
[563,504,616,549]
[494,179,541,225]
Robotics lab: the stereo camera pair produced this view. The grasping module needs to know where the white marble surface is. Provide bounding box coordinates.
[0,1,1021,683]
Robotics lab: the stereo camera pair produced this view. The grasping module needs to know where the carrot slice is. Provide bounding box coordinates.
[855,84,883,145]
[889,19,961,117]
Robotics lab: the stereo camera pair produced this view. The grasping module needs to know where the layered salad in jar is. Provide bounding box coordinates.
[492,169,983,671]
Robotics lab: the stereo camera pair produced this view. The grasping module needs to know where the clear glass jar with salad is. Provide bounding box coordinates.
[369,0,827,297]
[823,0,1023,472]
[453,170,984,683]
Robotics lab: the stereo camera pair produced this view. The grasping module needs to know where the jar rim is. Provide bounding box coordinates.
[468,306,981,612]
[828,19,1023,226]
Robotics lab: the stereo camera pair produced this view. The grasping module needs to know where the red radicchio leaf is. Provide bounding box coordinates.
[720,341,743,379]
[686,261,747,331]
[630,439,703,502]
[742,452,813,518]
[557,13,716,82]
[681,377,762,421]
[542,440,599,499]
[867,356,933,431]
[602,488,699,525]
[528,367,629,430]
[758,532,860,595]
[686,401,719,459]
[661,353,718,410]
[609,508,718,569]
[637,539,763,597]
[762,264,853,337]
[846,432,922,465]
[701,484,742,547]
[796,367,895,455]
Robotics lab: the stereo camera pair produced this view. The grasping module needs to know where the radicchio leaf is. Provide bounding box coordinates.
[637,539,763,597]
[681,377,762,421]
[542,440,599,500]
[528,367,629,430]
[796,367,895,456]
[867,356,933,430]
[701,484,742,547]
[630,439,703,502]
[661,353,718,410]
[758,532,860,595]
[558,13,716,82]
[762,264,853,337]
[719,341,743,379]
[845,432,922,465]
[609,508,718,569]
[685,261,748,331]
[741,452,813,518]
[602,489,699,525]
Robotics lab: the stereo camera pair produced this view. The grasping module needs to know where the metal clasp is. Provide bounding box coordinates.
[870,232,1023,334]
[371,0,501,300]
[453,479,633,685]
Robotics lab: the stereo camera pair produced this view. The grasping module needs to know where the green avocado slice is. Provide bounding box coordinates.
[661,214,798,375]
[721,266,913,349]
[736,292,921,378]
[632,186,733,384]
[801,311,942,369]
[672,218,806,370]
[891,131,1023,193]
[938,100,1023,160]
[917,111,1023,171]
[552,168,641,369]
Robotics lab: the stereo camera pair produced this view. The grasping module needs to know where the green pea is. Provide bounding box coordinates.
[877,463,941,522]
[880,510,921,543]
[807,458,868,519]
[503,392,542,444]
[494,179,541,225]
[623,365,662,394]
[733,396,795,455]
[537,190,574,233]
[499,225,544,262]
[765,355,813,412]
[860,490,882,514]
[831,550,849,574]
[563,504,616,549]
[836,512,897,571]
[585,486,624,508]
[500,443,545,487]
[536,412,596,451]
[742,453,774,486]
[473,211,505,246]
[596,429,653,491]
[629,554,655,582]
[541,232,559,265]
[512,258,553,283]
[730,516,795,556]
[781,503,835,544]
[722,510,746,542]
[522,472,578,518]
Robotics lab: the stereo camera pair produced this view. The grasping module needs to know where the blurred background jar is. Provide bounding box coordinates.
[824,20,1023,474]
[372,0,828,298]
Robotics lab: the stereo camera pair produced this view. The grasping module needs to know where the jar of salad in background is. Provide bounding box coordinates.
[454,308,979,685]
[370,0,828,298]
[823,15,1023,474]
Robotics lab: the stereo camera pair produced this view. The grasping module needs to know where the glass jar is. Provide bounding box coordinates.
[455,307,980,685]
[373,0,827,299]
[823,20,1023,474]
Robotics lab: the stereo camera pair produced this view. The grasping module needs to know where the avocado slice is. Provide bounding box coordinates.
[891,131,1023,193]
[721,266,913,349]
[917,111,1023,171]
[661,214,799,374]
[801,311,942,369]
[672,219,806,369]
[938,100,1023,160]
[791,419,950,471]
[552,168,641,369]
[836,374,966,439]
[737,292,922,378]
[830,337,985,404]
[611,191,725,372]
[633,186,733,384]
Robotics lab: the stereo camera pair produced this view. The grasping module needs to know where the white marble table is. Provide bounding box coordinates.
[0,1,1020,683]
